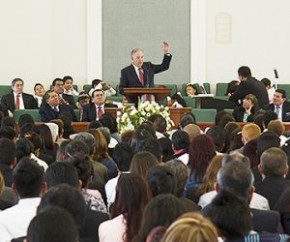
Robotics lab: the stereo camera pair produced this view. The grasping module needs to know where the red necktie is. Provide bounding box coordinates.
[15,94,20,110]
[98,106,103,119]
[139,68,144,86]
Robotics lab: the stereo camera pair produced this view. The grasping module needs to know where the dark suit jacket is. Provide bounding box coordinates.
[229,77,269,109]
[251,208,282,233]
[264,101,290,122]
[232,104,260,122]
[119,53,172,96]
[1,92,38,113]
[81,103,117,122]
[62,93,77,108]
[255,176,290,209]
[39,103,78,122]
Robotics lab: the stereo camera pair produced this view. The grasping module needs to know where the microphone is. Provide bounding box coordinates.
[274,69,279,79]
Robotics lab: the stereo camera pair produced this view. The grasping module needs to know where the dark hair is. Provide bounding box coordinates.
[225,80,239,95]
[0,126,17,140]
[88,120,103,129]
[137,138,162,161]
[13,157,44,198]
[188,135,216,181]
[58,114,75,139]
[91,79,102,88]
[148,114,167,133]
[37,184,86,226]
[18,113,35,128]
[0,138,16,166]
[113,142,134,172]
[238,66,252,78]
[171,93,187,107]
[206,126,227,152]
[263,110,278,128]
[1,116,17,130]
[134,194,187,242]
[68,153,94,188]
[63,75,73,83]
[112,174,150,242]
[179,112,196,128]
[11,78,23,87]
[52,78,63,87]
[202,190,252,240]
[33,83,44,92]
[73,132,96,156]
[28,206,78,242]
[36,124,54,150]
[171,130,190,150]
[56,139,71,161]
[261,78,271,87]
[99,113,118,134]
[276,88,287,99]
[15,138,34,162]
[257,131,280,158]
[243,139,259,168]
[44,162,79,189]
[25,132,44,153]
[147,165,177,197]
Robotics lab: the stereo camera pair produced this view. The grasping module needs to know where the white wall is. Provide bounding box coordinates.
[206,0,290,86]
[0,0,86,94]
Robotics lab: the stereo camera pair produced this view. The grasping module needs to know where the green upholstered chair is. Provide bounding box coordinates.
[0,85,12,99]
[183,96,196,109]
[107,96,123,103]
[277,84,290,99]
[192,108,217,122]
[215,83,228,96]
[83,84,91,93]
[14,109,42,122]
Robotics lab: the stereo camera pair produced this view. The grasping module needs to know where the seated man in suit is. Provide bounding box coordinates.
[39,90,78,122]
[264,89,290,122]
[1,78,38,115]
[51,78,77,108]
[81,89,117,122]
[119,41,172,102]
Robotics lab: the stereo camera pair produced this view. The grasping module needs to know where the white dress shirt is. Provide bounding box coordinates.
[0,197,41,242]
[13,92,24,109]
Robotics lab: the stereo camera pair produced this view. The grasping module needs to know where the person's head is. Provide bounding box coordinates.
[179,112,196,128]
[11,78,24,94]
[44,162,80,189]
[202,190,252,240]
[34,83,46,97]
[88,129,109,160]
[131,48,144,68]
[160,212,219,242]
[170,93,187,107]
[91,79,102,88]
[0,138,16,166]
[148,114,167,134]
[188,134,216,181]
[137,138,163,161]
[147,165,177,197]
[259,147,288,177]
[36,124,54,150]
[12,157,45,198]
[261,78,272,89]
[222,152,250,168]
[52,78,64,94]
[2,116,17,130]
[113,142,134,172]
[130,151,158,181]
[241,123,261,144]
[56,140,71,161]
[43,90,60,107]
[267,119,285,136]
[136,194,187,242]
[27,206,78,242]
[88,120,103,129]
[165,159,189,197]
[92,89,106,106]
[242,94,258,109]
[237,66,252,81]
[225,80,239,95]
[78,91,91,106]
[182,124,201,143]
[0,126,17,141]
[67,153,94,189]
[186,84,198,96]
[24,132,44,156]
[73,132,95,156]
[63,76,74,91]
[18,113,35,129]
[113,173,150,242]
[15,138,34,163]
[273,89,286,106]
[99,113,118,134]
[171,130,190,151]
[206,126,227,153]
[216,160,254,201]
[37,184,86,227]
[65,140,89,159]
[257,131,280,158]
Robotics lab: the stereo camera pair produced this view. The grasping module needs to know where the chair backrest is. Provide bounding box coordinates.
[73,84,78,91]
[0,85,12,99]
[14,109,42,122]
[216,83,228,96]
[155,84,178,96]
[83,84,91,93]
[277,84,290,99]
[107,96,123,103]
[192,108,217,122]
[183,96,196,108]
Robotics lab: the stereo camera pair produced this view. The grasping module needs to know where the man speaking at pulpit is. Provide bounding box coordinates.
[118,41,172,102]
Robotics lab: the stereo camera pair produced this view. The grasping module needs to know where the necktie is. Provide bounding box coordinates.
[139,68,144,86]
[275,105,281,119]
[98,106,103,119]
[53,106,58,112]
[15,94,20,110]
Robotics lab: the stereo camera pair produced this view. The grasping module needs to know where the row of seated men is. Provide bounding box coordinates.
[0,107,290,241]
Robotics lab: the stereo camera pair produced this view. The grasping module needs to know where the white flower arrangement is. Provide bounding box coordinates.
[117,101,174,134]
